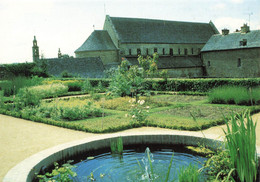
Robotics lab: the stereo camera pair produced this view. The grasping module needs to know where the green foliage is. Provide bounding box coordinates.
[61,70,74,78]
[0,76,44,96]
[37,161,77,182]
[223,112,258,182]
[208,86,260,105]
[144,78,260,93]
[26,83,69,99]
[14,88,41,109]
[204,150,234,181]
[178,164,200,182]
[110,137,123,154]
[128,99,150,124]
[108,54,159,98]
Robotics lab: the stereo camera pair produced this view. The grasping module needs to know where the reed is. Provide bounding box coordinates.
[110,137,123,154]
[178,163,200,182]
[223,111,258,182]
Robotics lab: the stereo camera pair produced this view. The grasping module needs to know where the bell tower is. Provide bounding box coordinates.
[32,36,39,62]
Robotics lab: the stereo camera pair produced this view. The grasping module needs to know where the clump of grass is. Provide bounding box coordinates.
[110,137,123,154]
[208,86,260,105]
[224,111,258,182]
[178,163,200,182]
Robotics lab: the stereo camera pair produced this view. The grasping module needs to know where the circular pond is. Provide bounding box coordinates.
[71,145,207,181]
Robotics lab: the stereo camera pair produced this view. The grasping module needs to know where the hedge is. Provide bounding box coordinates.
[144,78,260,93]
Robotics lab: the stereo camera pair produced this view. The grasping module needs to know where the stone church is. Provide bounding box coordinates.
[75,15,219,77]
[32,15,259,78]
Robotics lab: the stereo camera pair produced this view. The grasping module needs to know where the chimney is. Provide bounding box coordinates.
[222,28,229,35]
[241,24,250,33]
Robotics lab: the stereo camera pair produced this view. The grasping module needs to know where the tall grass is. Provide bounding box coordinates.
[110,137,123,154]
[0,76,43,96]
[208,86,260,105]
[223,111,258,182]
[178,163,200,182]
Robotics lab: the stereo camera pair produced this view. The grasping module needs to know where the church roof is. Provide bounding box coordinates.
[201,30,260,52]
[107,16,218,44]
[126,56,202,69]
[75,30,117,52]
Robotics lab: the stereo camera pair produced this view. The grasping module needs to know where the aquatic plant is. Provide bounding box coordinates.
[110,137,123,154]
[223,111,258,182]
[178,163,200,182]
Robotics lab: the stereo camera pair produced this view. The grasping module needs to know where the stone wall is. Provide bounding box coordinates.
[120,43,204,57]
[45,57,105,78]
[202,48,260,78]
[75,50,119,65]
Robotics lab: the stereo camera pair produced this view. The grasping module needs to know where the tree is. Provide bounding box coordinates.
[108,53,159,101]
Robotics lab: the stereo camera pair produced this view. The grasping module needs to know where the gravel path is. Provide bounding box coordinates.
[0,113,259,181]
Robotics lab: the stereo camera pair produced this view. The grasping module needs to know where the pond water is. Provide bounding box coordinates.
[72,145,207,182]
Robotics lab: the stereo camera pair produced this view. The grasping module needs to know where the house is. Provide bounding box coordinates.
[201,24,260,78]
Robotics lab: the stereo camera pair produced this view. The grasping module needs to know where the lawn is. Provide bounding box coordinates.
[2,93,257,133]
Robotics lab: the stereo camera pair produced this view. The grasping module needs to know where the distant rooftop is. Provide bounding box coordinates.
[106,15,219,44]
[201,30,260,52]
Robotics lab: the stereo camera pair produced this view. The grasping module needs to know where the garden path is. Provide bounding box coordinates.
[0,112,259,181]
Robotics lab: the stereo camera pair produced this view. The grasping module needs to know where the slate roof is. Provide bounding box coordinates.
[201,30,260,52]
[126,56,202,69]
[75,30,117,52]
[107,16,218,44]
[45,57,105,78]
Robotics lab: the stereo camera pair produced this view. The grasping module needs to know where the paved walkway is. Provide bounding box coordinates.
[0,113,259,181]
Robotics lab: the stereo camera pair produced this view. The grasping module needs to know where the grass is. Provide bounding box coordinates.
[209,86,260,105]
[1,86,259,133]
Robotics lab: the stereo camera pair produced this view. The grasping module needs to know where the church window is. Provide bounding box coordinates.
[237,58,241,67]
[191,48,194,54]
[178,48,181,55]
[137,48,141,55]
[170,48,173,56]
[163,48,165,55]
[146,48,149,55]
[129,49,132,55]
[154,48,157,53]
[208,61,210,67]
[184,48,188,55]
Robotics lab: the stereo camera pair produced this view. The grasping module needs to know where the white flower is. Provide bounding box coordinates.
[140,100,145,105]
[137,100,140,104]
[132,115,136,118]
[146,106,150,109]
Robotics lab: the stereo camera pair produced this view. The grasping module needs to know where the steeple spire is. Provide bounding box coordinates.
[32,36,39,62]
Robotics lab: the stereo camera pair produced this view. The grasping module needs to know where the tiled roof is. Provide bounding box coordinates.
[107,16,218,44]
[75,30,117,52]
[201,30,260,52]
[126,56,202,69]
[45,57,105,78]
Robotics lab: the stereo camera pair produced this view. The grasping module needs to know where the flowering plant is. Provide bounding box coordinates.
[128,99,150,123]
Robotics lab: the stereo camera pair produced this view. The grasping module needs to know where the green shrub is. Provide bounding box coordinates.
[208,86,260,105]
[14,88,41,109]
[27,83,68,99]
[0,76,43,96]
[60,70,74,78]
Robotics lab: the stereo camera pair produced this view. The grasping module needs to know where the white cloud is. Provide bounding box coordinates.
[215,17,246,32]
[230,0,244,4]
[211,3,226,11]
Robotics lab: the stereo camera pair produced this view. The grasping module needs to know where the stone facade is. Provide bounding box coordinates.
[201,25,260,78]
[202,48,260,78]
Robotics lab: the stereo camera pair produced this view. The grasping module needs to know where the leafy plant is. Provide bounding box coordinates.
[37,161,77,182]
[223,111,258,182]
[128,99,150,124]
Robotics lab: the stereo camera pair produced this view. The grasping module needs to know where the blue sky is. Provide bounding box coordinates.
[0,0,259,64]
